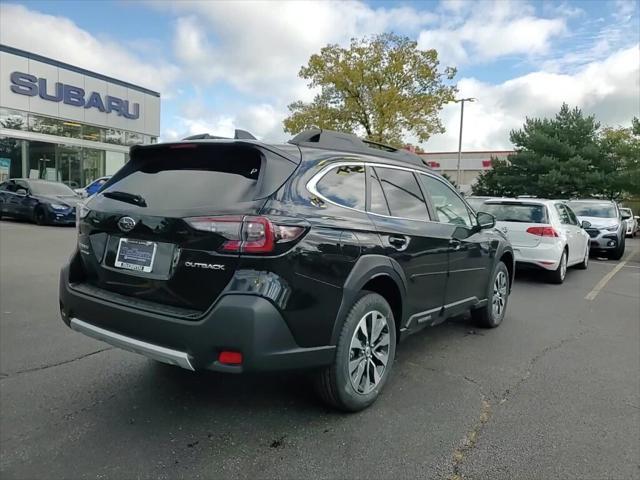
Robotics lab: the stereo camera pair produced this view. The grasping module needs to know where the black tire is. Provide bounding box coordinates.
[34,206,47,226]
[471,261,509,328]
[548,249,568,284]
[315,291,396,412]
[609,237,625,260]
[575,244,589,270]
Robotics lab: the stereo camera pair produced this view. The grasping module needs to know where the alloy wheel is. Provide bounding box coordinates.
[492,271,508,319]
[560,252,567,280]
[348,310,390,395]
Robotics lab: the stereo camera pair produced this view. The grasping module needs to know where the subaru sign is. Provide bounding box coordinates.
[10,71,140,119]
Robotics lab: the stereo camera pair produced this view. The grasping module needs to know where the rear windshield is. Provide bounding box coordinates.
[567,202,616,218]
[104,144,262,210]
[482,202,549,223]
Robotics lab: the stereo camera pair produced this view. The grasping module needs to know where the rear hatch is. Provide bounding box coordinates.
[483,201,550,248]
[76,141,299,313]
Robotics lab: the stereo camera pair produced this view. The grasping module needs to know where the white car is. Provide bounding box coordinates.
[481,198,590,284]
[620,208,637,237]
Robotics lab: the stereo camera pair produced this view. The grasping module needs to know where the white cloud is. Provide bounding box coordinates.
[157,0,437,97]
[425,44,640,151]
[418,1,566,66]
[161,102,288,142]
[0,3,179,93]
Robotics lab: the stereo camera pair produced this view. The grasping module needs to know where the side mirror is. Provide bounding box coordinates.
[581,220,591,229]
[477,211,496,229]
[634,216,640,220]
[16,188,28,197]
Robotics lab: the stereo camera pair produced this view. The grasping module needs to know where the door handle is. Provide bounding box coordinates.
[449,239,462,251]
[388,235,408,250]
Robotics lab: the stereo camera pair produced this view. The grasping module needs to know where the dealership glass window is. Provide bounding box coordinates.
[57,144,83,188]
[27,141,57,181]
[105,128,125,145]
[0,136,23,180]
[125,131,144,146]
[82,148,106,185]
[82,124,105,143]
[0,108,28,131]
[28,113,62,137]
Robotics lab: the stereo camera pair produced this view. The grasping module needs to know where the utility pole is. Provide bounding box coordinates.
[455,97,476,189]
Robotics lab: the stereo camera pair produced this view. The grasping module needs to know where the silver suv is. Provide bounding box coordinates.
[566,200,626,260]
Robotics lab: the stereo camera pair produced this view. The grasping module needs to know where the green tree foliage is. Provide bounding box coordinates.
[283,33,457,146]
[472,104,640,200]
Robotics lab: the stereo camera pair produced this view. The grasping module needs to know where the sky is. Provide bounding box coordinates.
[0,0,638,151]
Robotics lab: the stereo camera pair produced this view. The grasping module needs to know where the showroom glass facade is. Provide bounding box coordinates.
[0,45,161,186]
[0,108,156,186]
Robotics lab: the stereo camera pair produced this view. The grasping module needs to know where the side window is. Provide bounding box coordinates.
[315,165,366,210]
[419,175,473,227]
[374,167,429,221]
[0,182,8,191]
[565,205,579,225]
[368,168,390,216]
[555,204,571,224]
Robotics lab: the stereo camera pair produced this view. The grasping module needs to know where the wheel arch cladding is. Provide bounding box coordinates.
[499,249,514,289]
[361,275,403,341]
[331,255,407,345]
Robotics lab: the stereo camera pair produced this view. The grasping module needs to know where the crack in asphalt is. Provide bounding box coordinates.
[446,327,590,479]
[0,347,113,380]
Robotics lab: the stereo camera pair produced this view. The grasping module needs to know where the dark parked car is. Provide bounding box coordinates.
[0,179,81,225]
[59,129,514,411]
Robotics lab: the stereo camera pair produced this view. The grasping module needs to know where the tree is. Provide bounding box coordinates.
[472,104,639,200]
[283,33,457,146]
[597,119,640,199]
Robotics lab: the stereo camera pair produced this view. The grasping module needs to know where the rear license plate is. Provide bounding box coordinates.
[114,238,157,273]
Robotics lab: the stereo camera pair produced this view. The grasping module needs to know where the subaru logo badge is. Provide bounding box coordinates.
[118,216,136,232]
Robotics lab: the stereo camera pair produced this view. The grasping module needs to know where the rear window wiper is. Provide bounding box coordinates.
[103,191,147,207]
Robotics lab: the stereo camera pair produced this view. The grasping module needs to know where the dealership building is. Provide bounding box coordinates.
[0,44,160,187]
[420,150,514,194]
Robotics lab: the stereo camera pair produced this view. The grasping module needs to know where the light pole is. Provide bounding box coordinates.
[455,97,476,189]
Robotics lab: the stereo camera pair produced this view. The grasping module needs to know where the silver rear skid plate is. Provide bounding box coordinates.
[70,318,195,371]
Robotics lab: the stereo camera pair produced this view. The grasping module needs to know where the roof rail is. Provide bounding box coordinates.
[288,129,426,167]
[182,129,257,141]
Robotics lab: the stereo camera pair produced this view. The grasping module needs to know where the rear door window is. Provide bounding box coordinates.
[315,164,365,210]
[374,167,429,221]
[554,204,572,225]
[564,205,579,225]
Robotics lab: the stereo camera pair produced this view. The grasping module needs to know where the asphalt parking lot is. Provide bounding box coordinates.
[1,219,639,480]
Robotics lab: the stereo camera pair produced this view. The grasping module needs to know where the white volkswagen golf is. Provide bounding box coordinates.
[480,198,590,284]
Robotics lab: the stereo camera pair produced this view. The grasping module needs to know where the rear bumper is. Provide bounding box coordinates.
[512,242,563,271]
[59,266,335,373]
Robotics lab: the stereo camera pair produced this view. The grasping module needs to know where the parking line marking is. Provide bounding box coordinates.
[585,247,640,301]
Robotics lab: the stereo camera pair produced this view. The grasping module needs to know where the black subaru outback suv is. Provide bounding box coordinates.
[60,129,513,411]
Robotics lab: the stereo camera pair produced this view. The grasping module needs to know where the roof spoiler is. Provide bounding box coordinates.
[182,129,257,141]
[288,129,426,167]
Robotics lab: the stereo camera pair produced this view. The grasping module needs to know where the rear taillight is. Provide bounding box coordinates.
[185,215,305,253]
[526,226,559,237]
